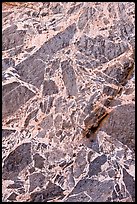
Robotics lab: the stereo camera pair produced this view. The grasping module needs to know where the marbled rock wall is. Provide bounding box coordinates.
[2,2,135,202]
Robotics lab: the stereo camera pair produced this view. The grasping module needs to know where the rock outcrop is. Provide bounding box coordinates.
[2,2,135,202]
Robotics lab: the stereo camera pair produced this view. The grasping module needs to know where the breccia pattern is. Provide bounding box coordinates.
[2,2,135,202]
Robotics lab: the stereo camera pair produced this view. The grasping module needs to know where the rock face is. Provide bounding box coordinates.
[2,2,135,202]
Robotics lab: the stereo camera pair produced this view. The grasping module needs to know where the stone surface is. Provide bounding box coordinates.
[2,2,135,202]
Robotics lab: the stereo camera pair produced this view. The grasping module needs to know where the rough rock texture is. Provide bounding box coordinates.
[2,2,135,202]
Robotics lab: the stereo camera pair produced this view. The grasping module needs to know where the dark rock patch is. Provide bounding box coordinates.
[2,82,35,118]
[7,192,18,201]
[101,104,135,151]
[2,129,16,137]
[3,143,31,180]
[123,168,135,201]
[2,25,26,51]
[88,154,107,177]
[30,181,65,202]
[42,80,58,96]
[2,58,15,70]
[61,59,78,96]
[33,153,45,169]
[29,172,45,192]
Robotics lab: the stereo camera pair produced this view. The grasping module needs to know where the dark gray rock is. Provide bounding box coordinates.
[87,179,114,202]
[88,154,107,177]
[3,143,31,180]
[100,104,135,151]
[78,7,96,30]
[77,34,129,62]
[2,82,35,118]
[49,58,60,76]
[40,100,47,113]
[38,23,76,55]
[103,59,134,85]
[51,3,63,14]
[64,192,89,202]
[61,59,78,96]
[46,97,54,114]
[42,80,58,96]
[70,178,94,194]
[2,129,16,137]
[33,153,45,169]
[29,172,45,192]
[78,8,89,30]
[2,58,15,70]
[123,168,135,201]
[15,57,45,88]
[30,181,65,202]
[2,25,26,51]
[7,192,18,201]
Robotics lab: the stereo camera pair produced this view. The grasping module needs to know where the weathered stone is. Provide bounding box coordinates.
[67,3,83,14]
[51,3,63,14]
[3,143,31,180]
[86,180,114,202]
[61,59,78,96]
[2,58,15,70]
[46,97,54,114]
[40,114,53,130]
[29,172,45,192]
[38,23,76,55]
[2,82,35,118]
[2,25,26,51]
[100,104,135,151]
[103,85,118,97]
[30,181,65,202]
[2,129,16,137]
[123,168,135,201]
[64,192,89,202]
[88,154,107,177]
[7,180,24,189]
[33,153,45,169]
[24,109,39,128]
[7,192,18,201]
[42,80,58,96]
[2,2,135,202]
[70,178,93,195]
[15,57,45,88]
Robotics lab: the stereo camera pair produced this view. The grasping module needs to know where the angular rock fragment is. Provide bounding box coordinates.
[100,104,135,151]
[61,59,78,96]
[88,154,107,177]
[29,172,45,192]
[2,25,26,51]
[2,82,35,118]
[38,23,76,55]
[3,143,31,180]
[123,168,135,201]
[30,181,65,202]
[33,153,45,169]
[7,192,18,201]
[2,58,15,70]
[42,80,58,96]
